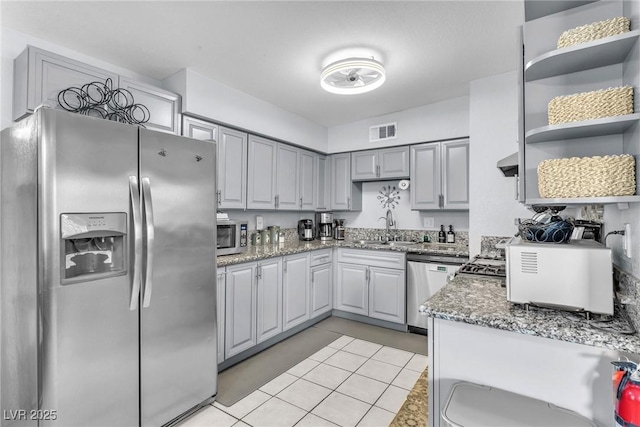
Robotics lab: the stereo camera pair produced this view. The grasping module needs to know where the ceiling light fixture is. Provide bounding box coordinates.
[320,57,386,95]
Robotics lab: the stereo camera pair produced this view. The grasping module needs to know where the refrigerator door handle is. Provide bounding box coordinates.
[129,176,142,311]
[141,177,155,308]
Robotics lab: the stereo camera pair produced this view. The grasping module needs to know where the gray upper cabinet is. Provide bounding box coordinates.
[315,154,330,211]
[13,46,119,121]
[441,140,470,209]
[118,77,181,134]
[299,150,316,210]
[410,143,441,210]
[217,127,248,209]
[183,118,247,209]
[13,46,181,135]
[351,146,410,181]
[330,153,362,211]
[247,135,278,209]
[351,150,378,180]
[379,146,410,178]
[276,144,300,210]
[183,116,217,141]
[410,139,469,210]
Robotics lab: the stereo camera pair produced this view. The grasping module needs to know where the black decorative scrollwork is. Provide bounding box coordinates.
[57,78,150,126]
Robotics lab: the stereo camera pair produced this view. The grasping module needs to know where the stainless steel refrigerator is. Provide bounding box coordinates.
[0,108,217,426]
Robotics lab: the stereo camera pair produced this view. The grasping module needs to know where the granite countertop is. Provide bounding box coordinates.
[422,274,640,354]
[216,239,469,267]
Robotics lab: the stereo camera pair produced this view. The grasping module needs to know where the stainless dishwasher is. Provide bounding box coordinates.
[407,253,468,334]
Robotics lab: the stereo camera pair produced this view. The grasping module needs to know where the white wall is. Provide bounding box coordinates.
[1,28,159,130]
[163,68,328,152]
[335,181,469,231]
[469,71,531,256]
[327,96,469,153]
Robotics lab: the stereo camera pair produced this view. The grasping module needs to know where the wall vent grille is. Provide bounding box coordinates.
[369,122,397,142]
[520,252,538,274]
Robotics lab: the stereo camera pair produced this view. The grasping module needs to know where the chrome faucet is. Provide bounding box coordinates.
[378,209,395,241]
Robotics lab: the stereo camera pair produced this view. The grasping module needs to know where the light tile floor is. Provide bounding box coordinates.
[177,335,428,427]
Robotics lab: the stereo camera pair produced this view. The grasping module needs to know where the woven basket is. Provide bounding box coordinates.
[557,16,630,49]
[538,154,636,198]
[548,86,634,125]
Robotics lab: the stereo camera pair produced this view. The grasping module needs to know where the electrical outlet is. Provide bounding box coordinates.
[256,215,264,231]
[423,217,434,228]
[624,223,632,258]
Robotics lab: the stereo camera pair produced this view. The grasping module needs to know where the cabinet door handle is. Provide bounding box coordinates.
[283,260,287,273]
[217,190,222,205]
[376,164,380,177]
[347,197,351,210]
[300,197,303,208]
[439,194,444,208]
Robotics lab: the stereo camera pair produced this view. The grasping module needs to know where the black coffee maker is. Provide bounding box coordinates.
[298,219,314,241]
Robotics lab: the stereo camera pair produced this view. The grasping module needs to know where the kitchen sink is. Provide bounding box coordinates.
[353,239,418,247]
[386,241,419,247]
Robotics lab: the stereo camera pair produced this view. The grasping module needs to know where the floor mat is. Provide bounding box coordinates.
[313,317,428,355]
[390,367,428,427]
[216,326,340,406]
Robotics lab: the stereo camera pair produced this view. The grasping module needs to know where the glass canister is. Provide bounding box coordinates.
[269,226,280,245]
[261,229,271,245]
[251,231,262,246]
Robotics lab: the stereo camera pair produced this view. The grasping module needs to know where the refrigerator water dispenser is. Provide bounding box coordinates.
[60,213,127,283]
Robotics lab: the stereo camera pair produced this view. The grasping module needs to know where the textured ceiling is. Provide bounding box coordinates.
[1,1,524,127]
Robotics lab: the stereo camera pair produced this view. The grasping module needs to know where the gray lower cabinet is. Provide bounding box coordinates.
[410,139,469,210]
[225,263,257,358]
[256,258,283,343]
[310,249,333,317]
[334,249,406,324]
[330,153,362,211]
[247,135,278,209]
[335,263,369,315]
[225,258,282,359]
[282,253,310,331]
[118,77,181,134]
[368,266,405,324]
[216,268,226,364]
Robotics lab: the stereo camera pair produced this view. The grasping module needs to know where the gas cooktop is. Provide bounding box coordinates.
[457,255,506,278]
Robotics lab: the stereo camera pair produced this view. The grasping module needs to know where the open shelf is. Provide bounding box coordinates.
[524,0,597,22]
[525,114,640,143]
[525,31,640,82]
[527,195,640,206]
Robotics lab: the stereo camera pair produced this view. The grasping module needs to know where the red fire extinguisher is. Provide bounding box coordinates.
[613,361,640,426]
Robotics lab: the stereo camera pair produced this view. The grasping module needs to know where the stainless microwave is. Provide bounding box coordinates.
[217,219,248,256]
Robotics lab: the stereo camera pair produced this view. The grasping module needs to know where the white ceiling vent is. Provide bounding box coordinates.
[369,122,397,142]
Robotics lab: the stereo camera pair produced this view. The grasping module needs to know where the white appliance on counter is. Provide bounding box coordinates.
[408,253,468,333]
[506,238,613,316]
[1,108,218,426]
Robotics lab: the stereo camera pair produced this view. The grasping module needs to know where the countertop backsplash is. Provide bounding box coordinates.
[615,266,640,333]
[246,227,469,247]
[480,236,512,257]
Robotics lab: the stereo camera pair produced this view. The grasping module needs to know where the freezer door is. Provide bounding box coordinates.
[38,109,140,426]
[139,129,217,426]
